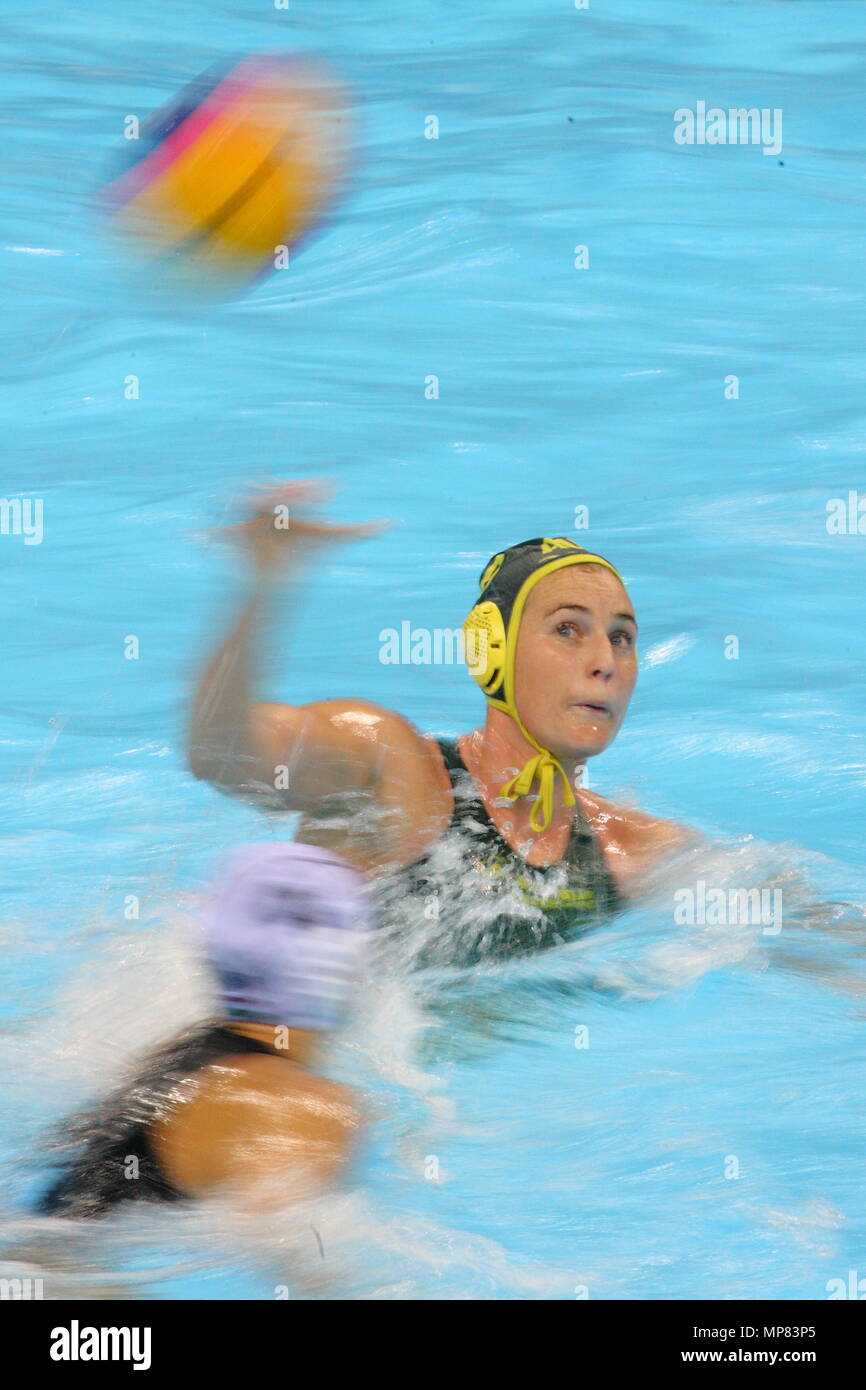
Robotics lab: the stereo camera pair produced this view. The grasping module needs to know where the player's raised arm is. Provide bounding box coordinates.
[186,481,392,811]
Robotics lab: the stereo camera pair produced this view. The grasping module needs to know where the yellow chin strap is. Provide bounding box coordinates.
[463,545,622,834]
[499,744,576,834]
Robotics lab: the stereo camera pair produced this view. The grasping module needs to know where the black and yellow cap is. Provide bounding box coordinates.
[462,536,623,833]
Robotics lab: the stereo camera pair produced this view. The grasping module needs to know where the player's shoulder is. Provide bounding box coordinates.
[577,786,698,861]
[207,1052,359,1117]
[237,1056,362,1132]
[263,696,430,751]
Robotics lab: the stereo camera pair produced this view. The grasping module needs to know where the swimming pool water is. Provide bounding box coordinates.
[2,0,866,1299]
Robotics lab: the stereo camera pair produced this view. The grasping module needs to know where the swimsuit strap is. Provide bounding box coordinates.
[435,736,482,825]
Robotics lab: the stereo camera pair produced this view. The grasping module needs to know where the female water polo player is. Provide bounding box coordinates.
[36,842,372,1216]
[186,482,695,964]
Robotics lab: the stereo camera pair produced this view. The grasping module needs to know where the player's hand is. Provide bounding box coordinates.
[223,479,390,576]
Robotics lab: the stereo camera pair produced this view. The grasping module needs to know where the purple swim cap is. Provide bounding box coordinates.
[202,841,375,1031]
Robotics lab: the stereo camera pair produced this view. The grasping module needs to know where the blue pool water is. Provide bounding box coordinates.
[2,0,866,1299]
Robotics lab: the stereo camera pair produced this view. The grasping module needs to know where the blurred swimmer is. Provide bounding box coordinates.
[36,842,373,1217]
[186,482,697,962]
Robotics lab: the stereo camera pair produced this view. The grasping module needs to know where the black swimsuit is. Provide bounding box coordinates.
[36,1024,274,1219]
[377,737,623,966]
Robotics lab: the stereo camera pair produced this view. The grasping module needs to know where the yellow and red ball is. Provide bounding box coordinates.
[102,53,348,291]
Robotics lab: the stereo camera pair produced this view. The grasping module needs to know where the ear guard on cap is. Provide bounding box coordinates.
[463,601,507,694]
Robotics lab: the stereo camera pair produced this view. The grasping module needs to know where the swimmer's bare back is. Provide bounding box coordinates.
[148,1052,361,1201]
[187,480,694,899]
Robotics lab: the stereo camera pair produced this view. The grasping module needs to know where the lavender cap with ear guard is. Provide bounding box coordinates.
[202,841,375,1032]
